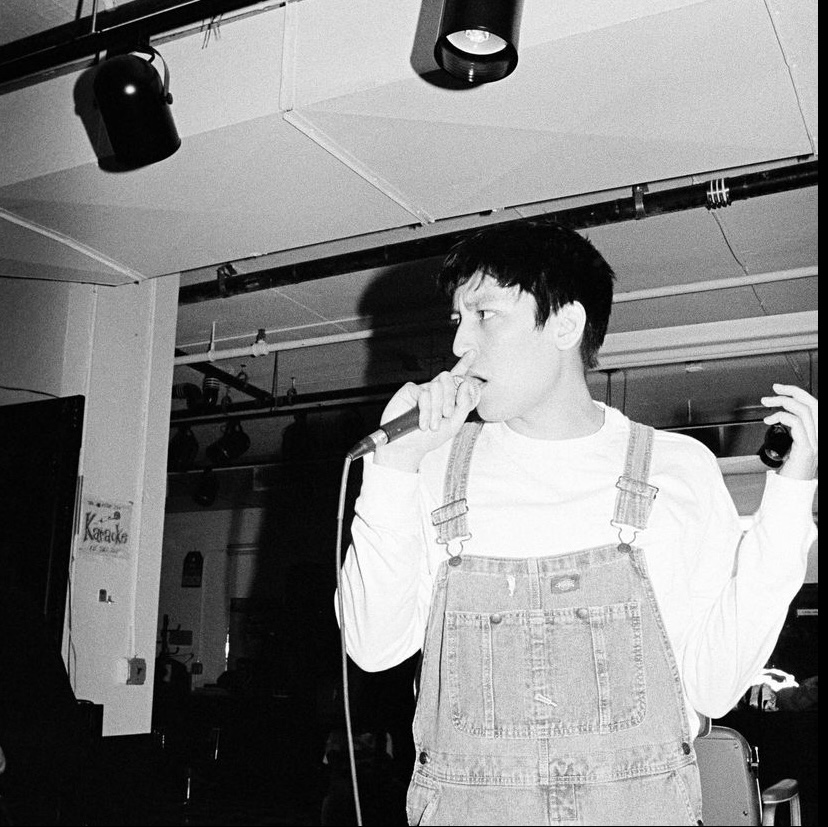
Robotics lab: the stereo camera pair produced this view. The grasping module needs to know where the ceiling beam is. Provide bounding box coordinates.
[0,0,275,88]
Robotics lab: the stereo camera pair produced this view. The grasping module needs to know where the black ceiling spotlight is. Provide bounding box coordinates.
[192,468,218,508]
[167,425,199,472]
[757,423,794,469]
[202,376,221,408]
[434,0,525,84]
[92,44,181,168]
[206,420,251,465]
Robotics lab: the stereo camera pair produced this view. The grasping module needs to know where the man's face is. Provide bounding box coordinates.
[450,273,564,428]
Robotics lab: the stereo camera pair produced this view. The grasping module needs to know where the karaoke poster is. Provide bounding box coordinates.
[78,497,133,558]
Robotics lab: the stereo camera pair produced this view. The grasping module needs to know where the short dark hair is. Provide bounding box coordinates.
[437,221,615,369]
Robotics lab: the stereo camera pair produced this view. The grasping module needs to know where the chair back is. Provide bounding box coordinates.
[695,725,761,826]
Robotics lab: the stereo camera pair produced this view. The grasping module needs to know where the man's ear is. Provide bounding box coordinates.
[553,301,587,352]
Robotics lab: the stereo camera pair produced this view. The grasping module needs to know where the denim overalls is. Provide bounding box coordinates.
[406,420,704,825]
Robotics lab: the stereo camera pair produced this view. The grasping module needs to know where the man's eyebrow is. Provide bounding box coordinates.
[453,288,514,310]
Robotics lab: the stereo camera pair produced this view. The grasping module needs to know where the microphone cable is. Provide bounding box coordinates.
[334,454,363,826]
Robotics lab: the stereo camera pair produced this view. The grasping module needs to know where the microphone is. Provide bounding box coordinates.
[347,407,422,460]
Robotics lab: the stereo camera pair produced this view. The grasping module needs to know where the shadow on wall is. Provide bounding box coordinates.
[183,264,453,819]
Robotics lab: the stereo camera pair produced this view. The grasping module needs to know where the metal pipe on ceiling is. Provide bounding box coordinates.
[611,266,816,304]
[177,159,818,304]
[175,323,436,367]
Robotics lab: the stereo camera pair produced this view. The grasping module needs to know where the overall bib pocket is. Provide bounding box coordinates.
[446,600,646,738]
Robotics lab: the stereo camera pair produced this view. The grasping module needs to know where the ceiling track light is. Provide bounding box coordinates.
[192,468,218,507]
[434,0,525,84]
[93,43,181,168]
[206,420,251,465]
[167,424,199,472]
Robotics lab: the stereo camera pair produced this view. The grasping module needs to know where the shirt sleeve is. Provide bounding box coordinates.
[680,461,817,719]
[335,457,434,672]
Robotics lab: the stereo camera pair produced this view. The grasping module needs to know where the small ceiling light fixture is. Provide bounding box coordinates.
[168,425,199,472]
[434,0,525,84]
[206,420,251,465]
[193,468,218,507]
[202,376,221,408]
[757,423,793,469]
[93,44,181,168]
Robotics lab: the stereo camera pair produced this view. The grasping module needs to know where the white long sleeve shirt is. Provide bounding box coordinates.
[338,404,817,734]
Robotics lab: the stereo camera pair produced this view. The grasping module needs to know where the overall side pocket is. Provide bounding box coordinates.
[406,771,440,826]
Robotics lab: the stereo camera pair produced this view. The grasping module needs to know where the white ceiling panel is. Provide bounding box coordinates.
[0,0,89,44]
[290,0,810,220]
[155,10,286,137]
[610,286,770,333]
[0,9,286,187]
[752,276,818,316]
[288,0,711,108]
[0,113,416,278]
[176,258,450,351]
[303,1,797,137]
[547,207,745,292]
[178,291,336,351]
[278,262,444,326]
[0,69,102,186]
[709,187,819,274]
[0,211,138,284]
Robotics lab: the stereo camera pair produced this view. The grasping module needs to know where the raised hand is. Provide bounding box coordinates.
[760,383,818,480]
[373,350,482,472]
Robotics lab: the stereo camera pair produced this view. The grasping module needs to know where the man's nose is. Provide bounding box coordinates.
[452,319,474,359]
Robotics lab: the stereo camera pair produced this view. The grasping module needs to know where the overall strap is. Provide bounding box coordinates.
[612,421,659,533]
[430,420,484,561]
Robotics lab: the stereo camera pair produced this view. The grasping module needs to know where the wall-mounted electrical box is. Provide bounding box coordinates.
[126,657,147,685]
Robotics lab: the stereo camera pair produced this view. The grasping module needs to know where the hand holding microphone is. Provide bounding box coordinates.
[759,383,818,480]
[348,351,482,469]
